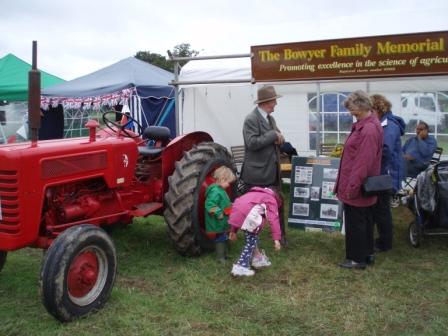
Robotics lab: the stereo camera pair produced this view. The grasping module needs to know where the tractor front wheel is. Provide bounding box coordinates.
[164,142,236,256]
[40,225,117,322]
[0,251,6,272]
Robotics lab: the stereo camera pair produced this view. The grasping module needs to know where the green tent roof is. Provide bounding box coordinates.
[0,53,65,101]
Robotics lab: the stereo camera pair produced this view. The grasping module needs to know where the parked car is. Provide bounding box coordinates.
[400,93,444,129]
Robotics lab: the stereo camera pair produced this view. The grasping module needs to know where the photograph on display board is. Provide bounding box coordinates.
[320,203,339,220]
[321,181,337,200]
[292,203,309,217]
[310,187,320,201]
[294,166,313,184]
[323,168,339,180]
[294,187,310,198]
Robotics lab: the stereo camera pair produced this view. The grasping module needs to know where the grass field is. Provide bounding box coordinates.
[1,203,448,336]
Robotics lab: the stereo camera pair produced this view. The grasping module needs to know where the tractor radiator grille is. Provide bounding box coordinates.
[41,152,108,179]
[0,170,20,234]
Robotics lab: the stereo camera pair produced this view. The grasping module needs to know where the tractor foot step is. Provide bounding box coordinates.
[133,202,163,216]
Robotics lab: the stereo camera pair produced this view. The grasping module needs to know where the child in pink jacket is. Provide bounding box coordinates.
[228,187,282,277]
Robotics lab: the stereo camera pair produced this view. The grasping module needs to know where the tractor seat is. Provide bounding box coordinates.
[138,126,171,157]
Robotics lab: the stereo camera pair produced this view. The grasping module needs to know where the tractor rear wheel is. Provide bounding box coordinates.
[0,251,6,272]
[40,225,117,322]
[164,142,236,256]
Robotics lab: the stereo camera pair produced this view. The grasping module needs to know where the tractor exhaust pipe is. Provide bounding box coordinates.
[28,40,41,145]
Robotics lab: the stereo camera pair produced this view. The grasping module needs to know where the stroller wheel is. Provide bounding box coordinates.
[408,220,422,248]
[390,195,400,208]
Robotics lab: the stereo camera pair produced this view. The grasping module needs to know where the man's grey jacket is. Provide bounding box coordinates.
[241,108,281,186]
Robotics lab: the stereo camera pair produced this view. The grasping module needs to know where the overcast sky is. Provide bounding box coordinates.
[1,0,447,80]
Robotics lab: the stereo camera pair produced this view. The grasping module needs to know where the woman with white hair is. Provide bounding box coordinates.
[334,90,383,270]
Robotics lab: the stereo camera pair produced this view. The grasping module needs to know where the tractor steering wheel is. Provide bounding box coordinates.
[102,111,144,138]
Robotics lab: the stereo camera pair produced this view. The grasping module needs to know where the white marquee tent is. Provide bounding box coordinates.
[178,57,448,156]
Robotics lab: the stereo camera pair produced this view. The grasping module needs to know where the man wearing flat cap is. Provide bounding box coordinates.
[241,85,287,244]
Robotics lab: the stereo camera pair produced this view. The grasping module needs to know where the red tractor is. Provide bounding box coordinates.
[0,111,236,321]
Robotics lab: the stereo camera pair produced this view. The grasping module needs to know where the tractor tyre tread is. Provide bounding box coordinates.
[164,142,235,256]
[40,224,117,322]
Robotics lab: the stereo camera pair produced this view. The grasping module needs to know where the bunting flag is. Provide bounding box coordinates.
[40,87,136,111]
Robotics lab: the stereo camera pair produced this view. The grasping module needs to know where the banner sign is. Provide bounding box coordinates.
[251,31,448,82]
[288,156,342,232]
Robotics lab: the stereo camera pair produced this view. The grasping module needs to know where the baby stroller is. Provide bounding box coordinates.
[407,160,448,247]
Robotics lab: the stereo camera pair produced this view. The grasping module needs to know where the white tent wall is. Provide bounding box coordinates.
[275,92,309,153]
[179,58,448,155]
[179,84,312,153]
[179,80,373,154]
[273,84,316,156]
[180,84,254,148]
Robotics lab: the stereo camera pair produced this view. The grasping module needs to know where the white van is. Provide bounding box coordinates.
[400,93,443,128]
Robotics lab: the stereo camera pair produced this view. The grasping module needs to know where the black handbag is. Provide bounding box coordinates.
[362,175,393,196]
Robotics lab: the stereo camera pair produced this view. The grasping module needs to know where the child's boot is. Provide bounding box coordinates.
[215,242,227,263]
[251,250,272,269]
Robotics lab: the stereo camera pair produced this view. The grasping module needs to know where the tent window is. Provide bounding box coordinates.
[0,102,27,143]
[308,92,351,150]
[308,91,448,155]
[63,108,103,138]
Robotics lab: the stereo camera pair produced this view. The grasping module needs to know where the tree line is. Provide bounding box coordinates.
[135,43,199,73]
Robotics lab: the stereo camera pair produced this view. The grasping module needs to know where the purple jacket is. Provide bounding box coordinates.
[228,187,282,241]
[334,113,383,207]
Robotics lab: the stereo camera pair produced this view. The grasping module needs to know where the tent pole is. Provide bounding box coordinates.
[170,53,250,62]
[316,82,321,157]
[168,52,252,136]
[173,61,180,135]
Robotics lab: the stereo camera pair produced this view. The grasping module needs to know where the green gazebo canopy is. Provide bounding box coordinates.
[0,53,65,101]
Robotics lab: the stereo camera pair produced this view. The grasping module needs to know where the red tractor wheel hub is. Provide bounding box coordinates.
[67,250,99,298]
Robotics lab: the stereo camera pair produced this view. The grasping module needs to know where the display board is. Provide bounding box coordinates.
[288,156,343,232]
